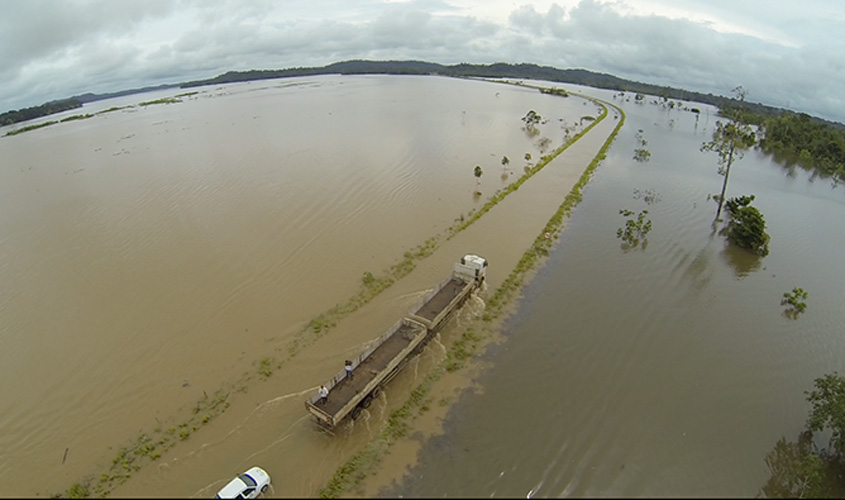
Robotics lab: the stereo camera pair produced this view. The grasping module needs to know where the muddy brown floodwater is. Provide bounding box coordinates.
[0,75,612,497]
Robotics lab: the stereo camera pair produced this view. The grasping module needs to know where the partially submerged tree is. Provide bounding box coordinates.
[617,209,652,250]
[473,165,483,194]
[723,194,770,256]
[700,86,757,220]
[760,372,845,498]
[782,287,809,318]
[521,110,542,137]
[501,155,510,170]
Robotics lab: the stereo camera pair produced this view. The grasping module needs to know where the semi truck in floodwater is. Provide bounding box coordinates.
[305,254,488,429]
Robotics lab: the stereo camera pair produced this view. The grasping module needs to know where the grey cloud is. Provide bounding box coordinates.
[1,0,842,123]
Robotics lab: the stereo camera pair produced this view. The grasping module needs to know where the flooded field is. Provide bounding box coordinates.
[0,75,613,497]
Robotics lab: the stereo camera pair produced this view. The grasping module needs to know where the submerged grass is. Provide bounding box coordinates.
[138,97,181,106]
[58,86,621,499]
[4,120,58,136]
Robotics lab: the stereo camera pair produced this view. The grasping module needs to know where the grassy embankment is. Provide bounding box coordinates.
[58,87,618,499]
[3,97,182,137]
[317,97,626,498]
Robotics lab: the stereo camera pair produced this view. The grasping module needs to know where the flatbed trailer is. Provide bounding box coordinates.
[305,254,487,429]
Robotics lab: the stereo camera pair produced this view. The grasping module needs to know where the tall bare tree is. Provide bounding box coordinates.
[700,86,757,220]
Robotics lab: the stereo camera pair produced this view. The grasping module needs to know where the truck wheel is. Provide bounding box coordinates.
[372,386,381,398]
[361,396,372,409]
[351,406,362,419]
[261,484,269,494]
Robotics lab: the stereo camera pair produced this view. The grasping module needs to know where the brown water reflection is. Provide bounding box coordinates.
[0,75,610,496]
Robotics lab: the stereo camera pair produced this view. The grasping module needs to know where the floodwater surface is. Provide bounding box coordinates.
[0,75,611,496]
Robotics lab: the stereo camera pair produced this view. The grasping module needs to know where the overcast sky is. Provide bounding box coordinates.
[2,0,843,123]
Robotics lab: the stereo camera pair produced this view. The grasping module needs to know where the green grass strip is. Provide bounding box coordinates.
[4,120,58,136]
[138,97,181,106]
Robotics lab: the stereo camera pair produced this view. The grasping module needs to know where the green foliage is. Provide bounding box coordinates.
[702,120,757,176]
[701,86,757,219]
[782,287,808,318]
[66,482,89,499]
[616,209,652,249]
[361,271,375,286]
[473,164,483,193]
[257,357,273,378]
[633,129,651,162]
[723,195,770,256]
[633,148,651,162]
[760,373,845,498]
[97,106,130,115]
[138,97,180,106]
[761,433,828,498]
[4,120,58,136]
[759,111,845,183]
[59,114,94,123]
[806,373,845,453]
[501,155,510,167]
[521,109,542,127]
[0,98,82,126]
[539,87,568,97]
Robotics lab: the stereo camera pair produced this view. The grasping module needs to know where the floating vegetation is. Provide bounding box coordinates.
[633,188,661,205]
[633,128,651,162]
[138,97,181,106]
[540,87,569,97]
[257,357,274,378]
[97,106,131,115]
[617,209,653,250]
[782,287,808,319]
[60,114,94,122]
[4,120,57,136]
[633,148,651,162]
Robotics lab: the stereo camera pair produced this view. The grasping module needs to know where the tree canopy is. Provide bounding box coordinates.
[723,195,770,256]
[761,373,845,498]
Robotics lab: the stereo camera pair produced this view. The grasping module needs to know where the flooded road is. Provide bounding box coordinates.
[0,75,610,497]
[380,86,845,497]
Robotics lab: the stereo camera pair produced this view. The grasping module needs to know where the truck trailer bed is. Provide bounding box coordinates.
[412,277,466,322]
[307,319,426,423]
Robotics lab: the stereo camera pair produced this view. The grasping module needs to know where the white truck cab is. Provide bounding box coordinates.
[454,254,488,283]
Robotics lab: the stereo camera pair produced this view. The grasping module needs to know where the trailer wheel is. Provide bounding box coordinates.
[372,386,381,398]
[361,396,372,409]
[351,406,362,420]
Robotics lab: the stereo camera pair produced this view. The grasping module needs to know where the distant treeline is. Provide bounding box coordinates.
[1,83,179,127]
[179,60,843,130]
[755,111,845,181]
[0,99,82,126]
